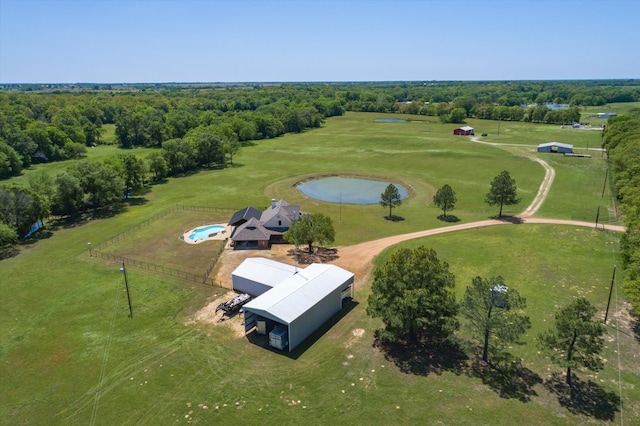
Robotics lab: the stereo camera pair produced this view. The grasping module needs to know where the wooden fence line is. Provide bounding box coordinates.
[90,204,241,286]
[92,250,216,286]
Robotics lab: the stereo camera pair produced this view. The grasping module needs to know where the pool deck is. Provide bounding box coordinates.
[181,224,232,244]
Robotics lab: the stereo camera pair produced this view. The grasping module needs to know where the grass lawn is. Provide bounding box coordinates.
[0,112,636,425]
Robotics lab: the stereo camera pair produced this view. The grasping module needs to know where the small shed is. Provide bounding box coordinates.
[453,126,474,136]
[232,257,298,296]
[243,262,355,352]
[537,142,574,154]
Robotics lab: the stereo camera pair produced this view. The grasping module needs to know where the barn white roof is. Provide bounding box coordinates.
[232,257,297,289]
[538,142,574,149]
[243,262,354,324]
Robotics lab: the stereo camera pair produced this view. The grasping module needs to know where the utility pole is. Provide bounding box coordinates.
[604,266,616,324]
[601,168,609,198]
[120,261,133,318]
[293,209,298,272]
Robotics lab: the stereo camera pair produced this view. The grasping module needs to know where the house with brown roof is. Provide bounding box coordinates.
[229,199,301,249]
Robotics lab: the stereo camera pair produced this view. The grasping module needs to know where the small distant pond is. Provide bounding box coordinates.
[375,118,406,123]
[297,177,409,205]
[545,104,569,110]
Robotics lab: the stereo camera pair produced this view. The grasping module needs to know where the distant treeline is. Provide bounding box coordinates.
[604,108,640,315]
[1,81,640,249]
[2,80,640,178]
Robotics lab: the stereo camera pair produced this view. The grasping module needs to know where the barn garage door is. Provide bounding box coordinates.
[244,311,257,333]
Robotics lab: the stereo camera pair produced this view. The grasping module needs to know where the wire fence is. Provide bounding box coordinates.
[91,204,240,286]
[95,204,239,251]
[91,250,216,286]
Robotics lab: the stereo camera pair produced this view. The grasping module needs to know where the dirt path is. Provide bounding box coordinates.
[469,136,554,218]
[214,138,624,292]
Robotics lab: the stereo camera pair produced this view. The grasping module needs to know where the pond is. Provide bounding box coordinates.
[297,177,409,205]
[545,104,569,110]
[375,118,406,123]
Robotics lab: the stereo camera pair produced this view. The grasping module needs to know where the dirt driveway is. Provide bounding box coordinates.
[215,140,624,291]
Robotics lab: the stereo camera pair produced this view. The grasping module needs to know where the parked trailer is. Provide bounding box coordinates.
[215,293,252,315]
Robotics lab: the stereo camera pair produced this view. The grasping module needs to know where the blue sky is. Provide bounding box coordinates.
[1,0,638,83]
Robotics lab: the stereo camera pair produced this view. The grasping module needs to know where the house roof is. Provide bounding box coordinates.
[260,199,300,224]
[228,206,262,226]
[232,257,298,289]
[230,217,273,241]
[457,126,474,131]
[243,263,354,324]
[538,142,574,149]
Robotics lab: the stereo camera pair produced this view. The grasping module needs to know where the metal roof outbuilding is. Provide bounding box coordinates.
[239,260,354,352]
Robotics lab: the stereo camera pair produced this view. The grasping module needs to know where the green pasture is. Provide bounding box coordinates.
[0,112,636,424]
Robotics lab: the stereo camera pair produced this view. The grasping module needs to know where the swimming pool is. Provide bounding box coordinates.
[188,225,225,241]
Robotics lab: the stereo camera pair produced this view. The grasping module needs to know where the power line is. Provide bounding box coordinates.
[90,277,121,425]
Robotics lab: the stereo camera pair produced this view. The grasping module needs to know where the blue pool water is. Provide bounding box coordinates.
[297,177,409,204]
[189,225,225,241]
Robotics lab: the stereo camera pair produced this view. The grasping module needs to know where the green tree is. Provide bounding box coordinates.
[0,222,18,248]
[0,186,48,237]
[448,107,467,124]
[68,161,124,209]
[147,151,168,181]
[460,276,531,363]
[0,140,23,178]
[223,138,242,166]
[485,170,520,217]
[185,127,225,167]
[52,173,84,217]
[161,138,196,175]
[117,154,147,193]
[284,212,335,254]
[538,298,605,386]
[28,170,54,203]
[366,246,459,343]
[380,183,403,219]
[433,184,457,217]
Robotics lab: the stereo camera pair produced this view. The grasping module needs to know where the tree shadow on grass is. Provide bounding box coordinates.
[468,352,542,402]
[0,246,20,260]
[437,214,460,223]
[374,336,467,376]
[631,312,640,343]
[544,372,619,421]
[492,215,524,224]
[384,215,405,222]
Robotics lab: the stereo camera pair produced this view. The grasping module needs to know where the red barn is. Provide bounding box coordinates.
[453,126,474,136]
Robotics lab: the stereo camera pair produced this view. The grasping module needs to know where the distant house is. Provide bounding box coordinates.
[453,126,474,136]
[229,199,301,249]
[537,142,574,154]
[597,113,617,119]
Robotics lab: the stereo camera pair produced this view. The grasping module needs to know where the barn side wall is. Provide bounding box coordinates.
[287,281,351,351]
[232,276,273,297]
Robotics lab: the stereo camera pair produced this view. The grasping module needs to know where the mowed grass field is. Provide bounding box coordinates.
[1,112,637,425]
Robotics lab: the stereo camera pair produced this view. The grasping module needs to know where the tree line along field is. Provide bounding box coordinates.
[0,111,637,425]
